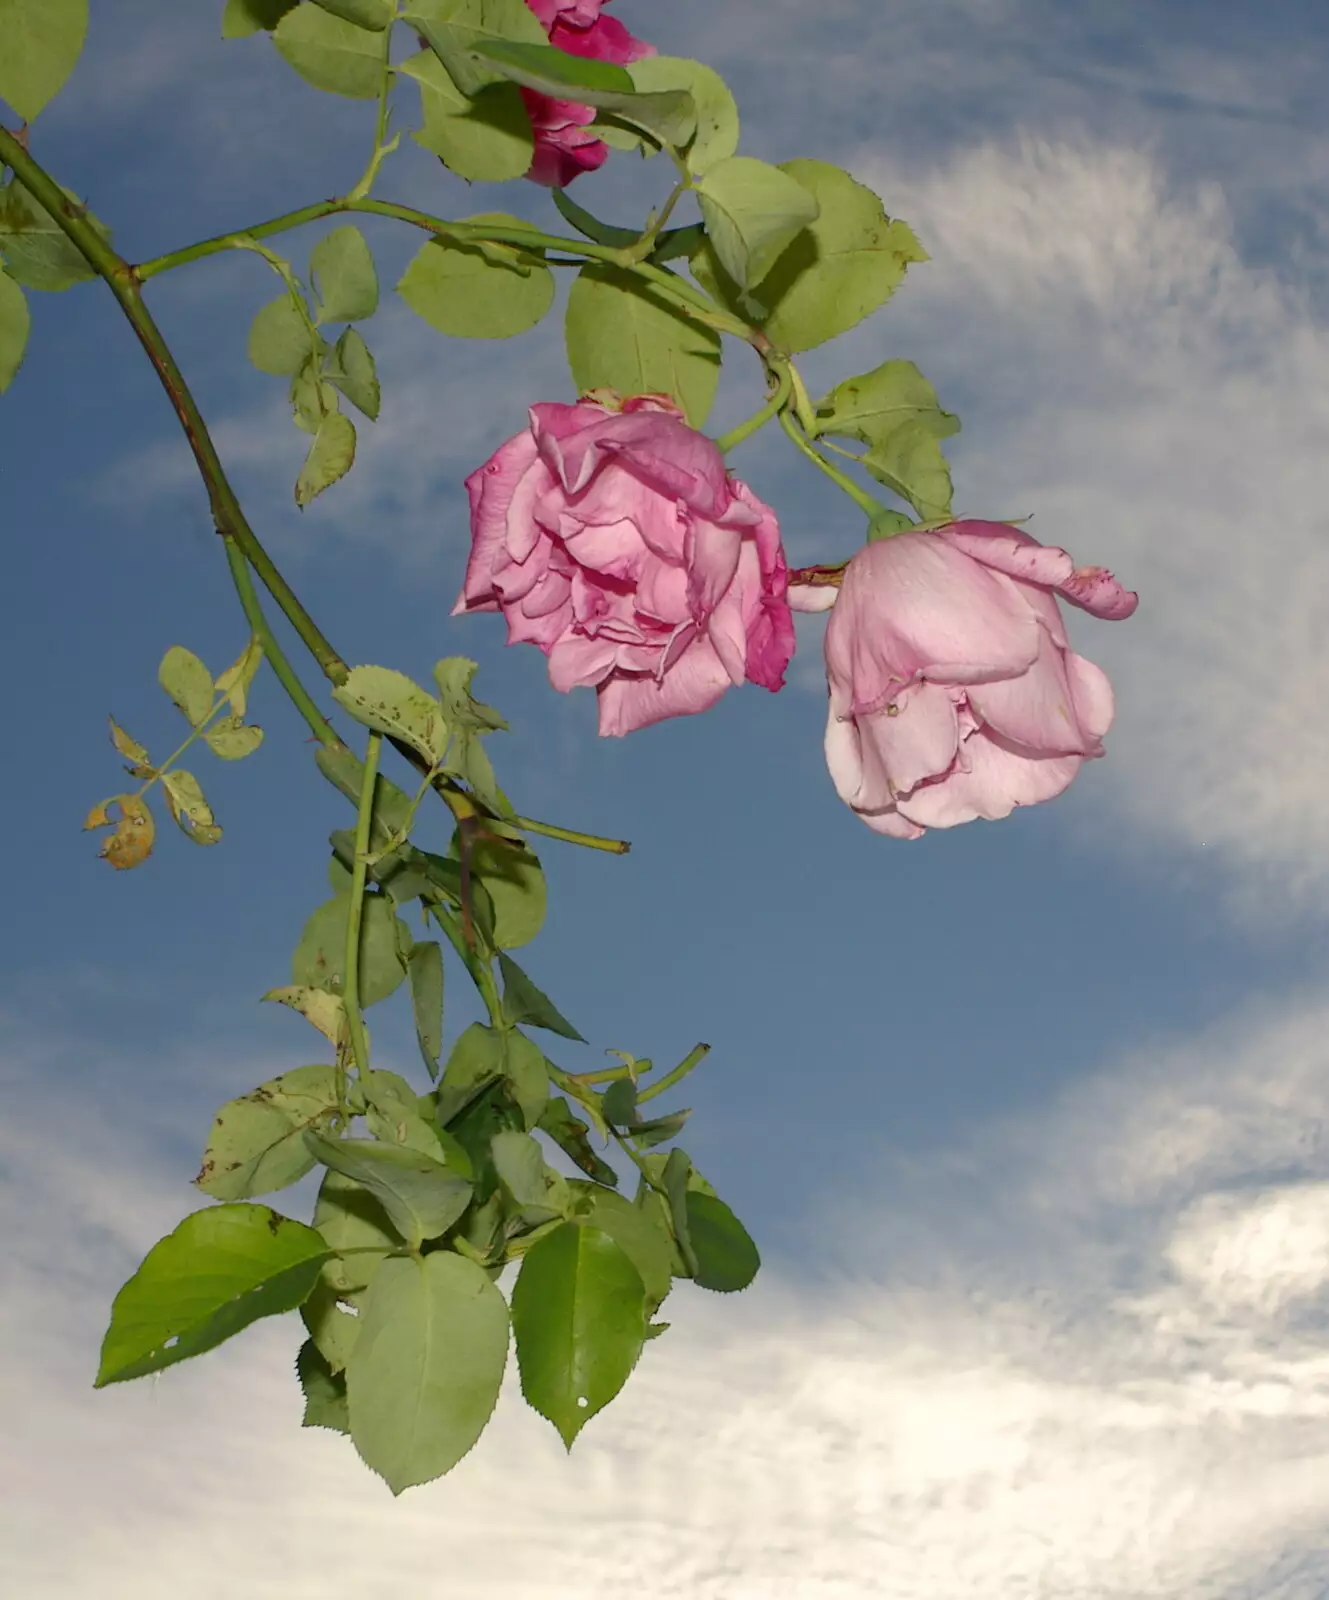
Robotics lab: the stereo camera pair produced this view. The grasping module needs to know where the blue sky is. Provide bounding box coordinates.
[5,0,1329,1593]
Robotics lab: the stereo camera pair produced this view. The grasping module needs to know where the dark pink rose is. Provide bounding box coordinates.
[521,0,653,188]
[456,396,796,736]
[793,520,1138,837]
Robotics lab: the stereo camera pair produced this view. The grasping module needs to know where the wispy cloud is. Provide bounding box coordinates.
[835,132,1329,915]
[6,987,1329,1597]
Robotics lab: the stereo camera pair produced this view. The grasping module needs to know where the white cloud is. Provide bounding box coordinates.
[848,133,1329,915]
[6,990,1329,1597]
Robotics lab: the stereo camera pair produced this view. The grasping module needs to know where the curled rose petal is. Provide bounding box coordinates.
[820,521,1137,837]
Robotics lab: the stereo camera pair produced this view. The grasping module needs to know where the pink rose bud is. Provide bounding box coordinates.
[455,396,797,736]
[821,520,1139,837]
[521,0,654,188]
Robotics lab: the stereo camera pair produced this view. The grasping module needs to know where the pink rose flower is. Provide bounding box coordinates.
[520,0,653,187]
[455,396,796,737]
[514,0,649,187]
[794,520,1138,837]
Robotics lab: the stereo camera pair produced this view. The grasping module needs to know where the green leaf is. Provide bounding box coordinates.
[398,49,533,183]
[305,1132,473,1250]
[289,354,338,433]
[315,742,415,851]
[96,1204,330,1386]
[312,1167,403,1298]
[291,890,409,1006]
[322,325,380,420]
[694,156,820,292]
[697,160,927,354]
[300,1276,361,1372]
[660,1147,699,1276]
[0,180,106,292]
[332,664,449,763]
[685,1190,760,1292]
[501,1028,549,1128]
[161,768,223,846]
[626,1107,691,1150]
[498,953,584,1041]
[511,1222,646,1448]
[627,55,737,176]
[491,1128,568,1224]
[433,657,508,813]
[465,834,545,949]
[203,714,265,760]
[0,269,29,391]
[407,941,445,1078]
[158,644,214,726]
[195,1064,341,1200]
[272,1,386,97]
[565,264,721,428]
[568,1181,671,1310]
[469,39,696,149]
[436,1022,504,1123]
[310,224,378,323]
[397,223,554,341]
[600,1077,638,1128]
[363,1069,455,1159]
[347,1252,509,1494]
[405,0,564,98]
[223,0,297,36]
[214,635,264,718]
[295,409,356,506]
[308,0,392,27]
[812,359,960,521]
[296,1338,349,1431]
[247,292,316,376]
[538,1098,617,1187]
[0,0,88,122]
[550,189,641,249]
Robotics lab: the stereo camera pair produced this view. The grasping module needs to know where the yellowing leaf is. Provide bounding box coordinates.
[262,985,349,1046]
[214,635,265,718]
[107,716,150,767]
[84,794,155,870]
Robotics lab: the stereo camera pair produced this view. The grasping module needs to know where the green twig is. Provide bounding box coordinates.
[346,6,401,202]
[511,814,630,854]
[221,539,338,745]
[132,194,756,342]
[778,410,887,518]
[343,731,383,1084]
[715,361,793,454]
[637,1042,710,1106]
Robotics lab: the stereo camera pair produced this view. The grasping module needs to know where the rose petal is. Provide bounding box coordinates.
[898,732,1085,828]
[597,638,732,735]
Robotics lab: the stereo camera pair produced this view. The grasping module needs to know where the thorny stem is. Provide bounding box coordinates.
[1,131,624,861]
[0,127,350,691]
[343,731,384,1088]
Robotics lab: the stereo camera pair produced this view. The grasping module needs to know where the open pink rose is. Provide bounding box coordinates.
[795,520,1138,837]
[521,0,653,188]
[455,396,796,737]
